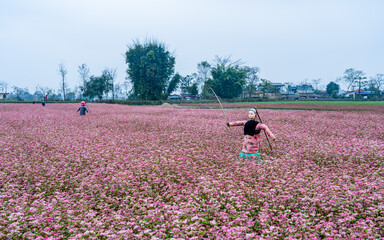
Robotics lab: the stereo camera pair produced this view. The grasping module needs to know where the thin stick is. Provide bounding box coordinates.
[255,107,273,151]
[209,87,228,123]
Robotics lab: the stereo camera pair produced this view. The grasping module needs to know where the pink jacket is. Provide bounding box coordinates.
[228,120,276,153]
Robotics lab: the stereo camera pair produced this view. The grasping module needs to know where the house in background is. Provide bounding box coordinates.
[168,94,182,100]
[296,85,315,94]
[271,83,285,93]
[344,90,376,99]
[179,86,199,100]
[279,84,298,100]
[241,89,260,98]
[180,86,190,99]
[294,85,322,99]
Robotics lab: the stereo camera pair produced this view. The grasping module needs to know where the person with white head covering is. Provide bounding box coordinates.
[227,108,276,163]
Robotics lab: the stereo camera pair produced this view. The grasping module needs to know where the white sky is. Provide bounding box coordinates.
[1,0,383,92]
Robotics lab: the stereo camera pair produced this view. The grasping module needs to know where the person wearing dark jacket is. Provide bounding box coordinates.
[77,101,89,115]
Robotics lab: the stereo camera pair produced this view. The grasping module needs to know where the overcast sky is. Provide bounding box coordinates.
[1,0,383,92]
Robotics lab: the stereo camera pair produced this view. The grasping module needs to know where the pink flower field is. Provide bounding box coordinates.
[0,103,383,239]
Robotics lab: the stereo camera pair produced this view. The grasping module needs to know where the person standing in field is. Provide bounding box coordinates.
[77,101,89,115]
[227,108,276,163]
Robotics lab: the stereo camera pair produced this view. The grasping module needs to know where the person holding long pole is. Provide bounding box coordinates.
[227,108,276,164]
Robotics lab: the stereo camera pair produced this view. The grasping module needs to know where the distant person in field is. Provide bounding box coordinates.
[77,101,89,115]
[227,108,276,163]
[42,101,46,107]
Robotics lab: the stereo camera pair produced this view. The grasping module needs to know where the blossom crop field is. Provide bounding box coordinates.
[1,103,383,239]
[181,102,384,112]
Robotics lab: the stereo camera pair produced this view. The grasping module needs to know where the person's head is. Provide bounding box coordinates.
[248,108,257,120]
[81,101,85,106]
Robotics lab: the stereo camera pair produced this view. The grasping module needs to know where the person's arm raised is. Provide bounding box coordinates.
[227,120,247,127]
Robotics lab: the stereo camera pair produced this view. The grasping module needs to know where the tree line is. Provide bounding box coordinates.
[2,39,384,101]
[124,40,384,100]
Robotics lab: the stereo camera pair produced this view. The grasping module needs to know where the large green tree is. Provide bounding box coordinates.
[203,57,246,99]
[83,70,113,100]
[326,81,340,98]
[125,40,179,100]
[166,73,182,97]
[189,83,199,97]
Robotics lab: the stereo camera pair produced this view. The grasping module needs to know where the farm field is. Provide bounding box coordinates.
[180,101,384,112]
[235,101,384,105]
[0,103,383,239]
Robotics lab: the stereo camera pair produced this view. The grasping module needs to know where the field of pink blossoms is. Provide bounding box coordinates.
[1,103,383,239]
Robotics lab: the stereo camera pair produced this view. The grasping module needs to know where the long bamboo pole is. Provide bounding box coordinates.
[255,107,273,151]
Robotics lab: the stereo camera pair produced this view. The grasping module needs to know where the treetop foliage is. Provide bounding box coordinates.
[203,56,247,99]
[82,69,114,100]
[125,40,178,100]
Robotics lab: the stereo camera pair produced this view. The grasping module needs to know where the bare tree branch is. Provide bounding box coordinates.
[58,62,68,100]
